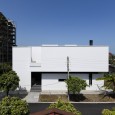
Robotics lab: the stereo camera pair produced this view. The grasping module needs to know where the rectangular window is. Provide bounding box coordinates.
[58,79,66,82]
[89,73,92,85]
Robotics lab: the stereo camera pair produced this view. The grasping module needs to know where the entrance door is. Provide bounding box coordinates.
[31,72,41,87]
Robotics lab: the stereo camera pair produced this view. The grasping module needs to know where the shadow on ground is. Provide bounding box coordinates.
[101,92,115,99]
[0,90,28,101]
[69,92,115,102]
[69,94,87,102]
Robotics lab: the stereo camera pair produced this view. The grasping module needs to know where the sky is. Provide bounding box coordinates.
[0,0,115,54]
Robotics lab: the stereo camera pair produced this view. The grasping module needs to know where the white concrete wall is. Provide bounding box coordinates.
[29,46,109,72]
[42,73,104,91]
[41,46,109,72]
[13,47,31,91]
[42,73,67,91]
[92,74,104,90]
[31,47,41,63]
[13,46,108,91]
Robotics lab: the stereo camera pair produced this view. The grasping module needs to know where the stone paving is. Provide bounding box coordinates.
[23,92,40,103]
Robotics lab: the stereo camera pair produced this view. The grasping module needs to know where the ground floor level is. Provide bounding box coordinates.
[19,72,104,92]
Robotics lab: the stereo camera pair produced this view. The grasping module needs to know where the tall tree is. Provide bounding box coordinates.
[109,53,115,66]
[97,73,115,92]
[0,70,20,96]
[0,63,12,75]
[65,76,87,94]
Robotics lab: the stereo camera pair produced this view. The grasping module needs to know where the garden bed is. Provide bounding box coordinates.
[39,94,115,102]
[39,94,68,102]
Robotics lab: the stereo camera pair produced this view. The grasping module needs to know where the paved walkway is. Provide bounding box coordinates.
[80,90,105,94]
[23,92,40,103]
[40,90,109,95]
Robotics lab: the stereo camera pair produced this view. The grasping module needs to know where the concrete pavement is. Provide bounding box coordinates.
[23,92,40,103]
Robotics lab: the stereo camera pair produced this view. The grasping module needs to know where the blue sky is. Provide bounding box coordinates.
[0,0,115,53]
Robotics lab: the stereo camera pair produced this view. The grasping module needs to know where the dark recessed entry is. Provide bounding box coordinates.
[31,72,41,87]
[58,79,66,82]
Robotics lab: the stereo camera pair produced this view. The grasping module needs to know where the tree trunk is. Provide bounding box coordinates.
[113,82,115,92]
[6,89,9,96]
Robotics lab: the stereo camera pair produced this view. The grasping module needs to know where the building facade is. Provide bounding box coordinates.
[13,45,109,92]
[0,12,16,65]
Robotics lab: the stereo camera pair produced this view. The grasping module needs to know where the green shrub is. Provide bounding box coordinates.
[48,98,81,115]
[102,109,112,115]
[0,96,29,115]
[112,107,115,111]
[65,76,87,94]
[0,70,20,96]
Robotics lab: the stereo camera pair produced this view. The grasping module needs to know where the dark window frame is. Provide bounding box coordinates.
[58,79,66,82]
[89,73,92,86]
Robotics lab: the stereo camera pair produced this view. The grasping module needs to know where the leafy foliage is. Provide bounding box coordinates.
[0,96,29,115]
[102,107,115,115]
[97,73,115,92]
[0,70,20,96]
[48,98,81,115]
[65,76,87,94]
[0,63,12,75]
[102,109,112,115]
[109,53,115,66]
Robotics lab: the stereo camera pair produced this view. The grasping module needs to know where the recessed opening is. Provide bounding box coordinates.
[31,72,41,86]
[89,73,92,86]
[58,79,66,82]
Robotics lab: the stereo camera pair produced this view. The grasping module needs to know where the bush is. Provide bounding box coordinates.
[48,98,81,115]
[0,96,29,115]
[102,108,115,115]
[65,76,87,94]
[0,70,20,96]
[102,109,112,115]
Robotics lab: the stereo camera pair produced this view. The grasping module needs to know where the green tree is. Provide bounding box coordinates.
[0,70,20,96]
[0,63,12,75]
[97,73,115,92]
[65,76,87,94]
[48,98,81,115]
[0,96,29,115]
[109,53,115,66]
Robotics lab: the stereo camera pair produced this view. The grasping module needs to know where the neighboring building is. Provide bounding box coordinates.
[0,12,16,65]
[13,44,109,92]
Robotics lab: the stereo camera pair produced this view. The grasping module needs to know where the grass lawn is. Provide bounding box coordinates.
[39,94,115,102]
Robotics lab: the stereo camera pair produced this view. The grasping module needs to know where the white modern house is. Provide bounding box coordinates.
[13,44,109,93]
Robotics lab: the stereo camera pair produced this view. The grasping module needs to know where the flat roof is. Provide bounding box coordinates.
[13,44,108,48]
